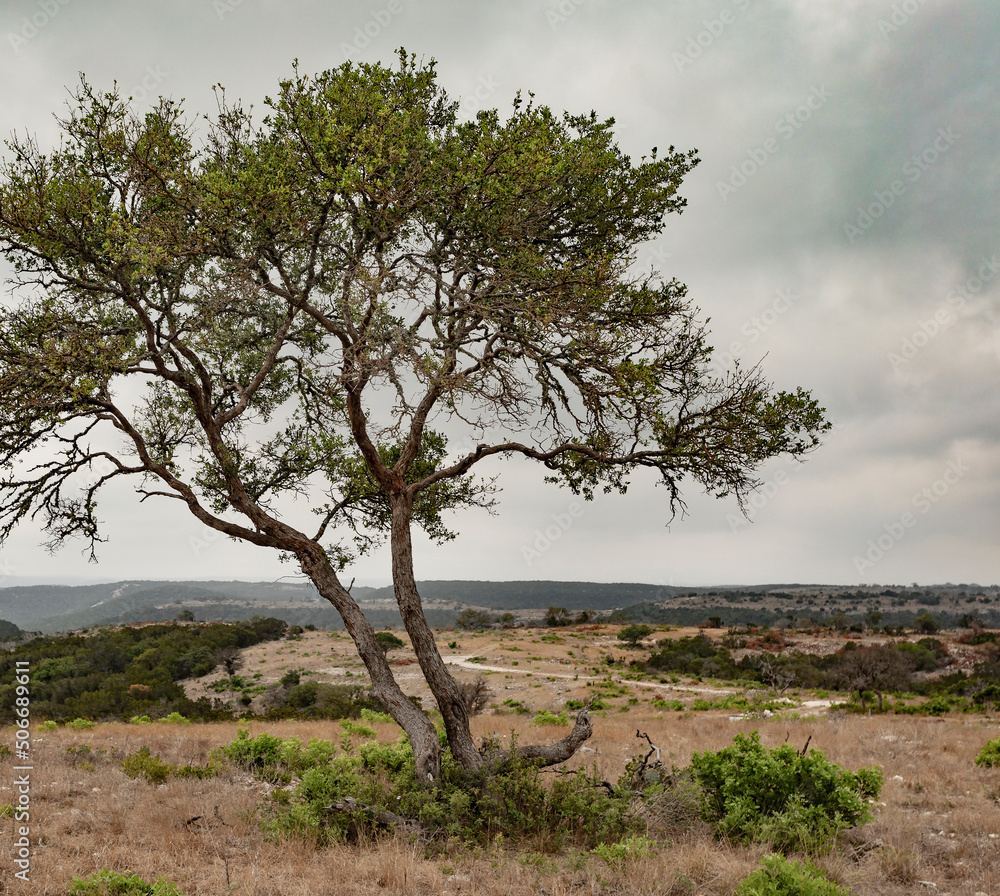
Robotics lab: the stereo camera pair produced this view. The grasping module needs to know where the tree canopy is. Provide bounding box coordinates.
[0,51,829,780]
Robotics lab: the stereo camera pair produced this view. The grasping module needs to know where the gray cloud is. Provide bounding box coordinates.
[0,0,996,587]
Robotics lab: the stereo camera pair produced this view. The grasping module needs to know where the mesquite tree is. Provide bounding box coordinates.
[0,53,829,781]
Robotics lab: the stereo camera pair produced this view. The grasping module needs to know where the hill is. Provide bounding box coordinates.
[0,579,679,632]
[1,578,997,633]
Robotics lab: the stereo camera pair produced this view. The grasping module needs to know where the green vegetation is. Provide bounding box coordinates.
[218,730,637,850]
[690,732,882,853]
[455,608,495,630]
[531,709,571,726]
[374,631,406,654]
[735,854,855,896]
[208,723,891,866]
[262,680,384,720]
[120,746,217,784]
[66,718,97,730]
[616,624,654,647]
[974,736,1000,768]
[0,618,287,724]
[650,696,686,711]
[636,627,1000,716]
[644,633,747,680]
[68,869,183,896]
[592,834,655,867]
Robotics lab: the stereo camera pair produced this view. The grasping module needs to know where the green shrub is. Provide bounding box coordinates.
[217,729,287,775]
[592,834,655,866]
[735,854,855,896]
[690,731,882,853]
[67,718,97,730]
[651,697,686,711]
[120,747,172,785]
[161,712,191,725]
[893,694,956,716]
[129,715,153,725]
[500,698,531,715]
[974,736,1000,768]
[690,694,749,711]
[223,730,637,849]
[374,631,406,653]
[339,719,376,738]
[119,746,215,784]
[360,708,394,724]
[617,625,654,647]
[531,709,571,726]
[172,764,216,779]
[971,684,1000,706]
[67,869,183,895]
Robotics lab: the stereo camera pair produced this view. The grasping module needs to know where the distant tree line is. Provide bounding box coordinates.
[632,630,1000,712]
[0,617,287,723]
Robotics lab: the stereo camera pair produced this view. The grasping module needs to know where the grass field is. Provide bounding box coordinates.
[2,625,999,895]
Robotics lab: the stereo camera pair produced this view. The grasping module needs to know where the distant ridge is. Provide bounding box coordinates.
[0,579,995,633]
[0,578,675,632]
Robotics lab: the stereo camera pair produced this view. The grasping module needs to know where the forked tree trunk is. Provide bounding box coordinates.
[389,494,595,775]
[298,547,443,783]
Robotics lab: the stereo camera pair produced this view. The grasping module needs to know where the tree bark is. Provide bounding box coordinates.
[504,706,593,768]
[298,546,443,783]
[390,495,484,772]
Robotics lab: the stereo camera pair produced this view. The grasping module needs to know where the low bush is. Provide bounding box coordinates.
[262,682,384,720]
[690,694,749,711]
[120,747,174,785]
[67,718,97,730]
[219,730,638,850]
[690,731,881,853]
[650,697,686,711]
[592,834,655,867]
[120,747,216,785]
[974,736,1000,768]
[628,767,703,836]
[531,709,571,726]
[735,854,855,896]
[893,694,958,716]
[67,869,183,895]
[339,719,376,738]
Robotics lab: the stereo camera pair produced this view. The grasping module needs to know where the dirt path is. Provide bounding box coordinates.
[444,654,830,711]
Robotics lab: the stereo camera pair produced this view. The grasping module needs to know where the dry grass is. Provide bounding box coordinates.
[3,628,1000,895]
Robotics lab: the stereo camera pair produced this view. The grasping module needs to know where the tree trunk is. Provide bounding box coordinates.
[298,546,442,783]
[503,706,593,768]
[390,495,484,772]
[388,493,595,775]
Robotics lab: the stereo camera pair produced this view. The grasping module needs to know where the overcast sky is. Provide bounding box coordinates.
[0,0,997,589]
